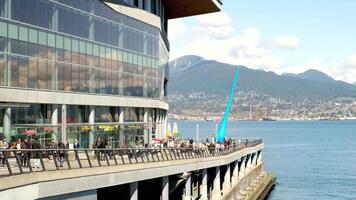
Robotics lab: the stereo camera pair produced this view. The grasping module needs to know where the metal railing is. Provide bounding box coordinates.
[0,139,262,178]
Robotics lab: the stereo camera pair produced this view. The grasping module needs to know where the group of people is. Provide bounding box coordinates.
[0,137,42,168]
[0,137,69,168]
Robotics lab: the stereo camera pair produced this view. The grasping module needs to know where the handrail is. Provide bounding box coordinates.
[0,139,262,178]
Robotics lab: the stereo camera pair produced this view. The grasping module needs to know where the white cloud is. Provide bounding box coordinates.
[345,54,356,66]
[168,19,188,41]
[168,12,355,83]
[274,36,300,50]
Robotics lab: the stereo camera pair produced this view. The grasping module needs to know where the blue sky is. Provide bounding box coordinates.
[168,0,356,83]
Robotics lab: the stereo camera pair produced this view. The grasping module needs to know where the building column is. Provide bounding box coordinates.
[89,106,95,148]
[143,109,149,144]
[232,160,239,185]
[51,105,58,142]
[157,110,162,139]
[148,114,153,144]
[119,108,124,147]
[200,169,208,200]
[130,182,138,200]
[184,174,192,200]
[223,164,231,194]
[161,176,169,200]
[61,105,67,143]
[212,166,221,199]
[3,107,11,141]
[163,110,167,139]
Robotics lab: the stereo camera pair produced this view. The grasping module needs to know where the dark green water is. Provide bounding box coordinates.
[174,120,356,200]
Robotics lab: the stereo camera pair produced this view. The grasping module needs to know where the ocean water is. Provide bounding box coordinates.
[171,120,356,200]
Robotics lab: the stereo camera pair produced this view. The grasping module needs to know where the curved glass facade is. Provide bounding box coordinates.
[0,0,169,99]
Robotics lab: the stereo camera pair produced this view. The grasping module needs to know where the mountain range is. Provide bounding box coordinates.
[168,55,356,98]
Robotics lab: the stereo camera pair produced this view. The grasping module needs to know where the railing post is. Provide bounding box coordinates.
[104,150,110,166]
[13,150,23,174]
[139,149,144,163]
[163,149,169,160]
[39,150,46,171]
[3,151,13,175]
[145,150,150,162]
[113,149,118,165]
[84,150,93,167]
[133,149,138,163]
[75,150,82,168]
[52,150,59,170]
[119,150,125,164]
[65,150,72,169]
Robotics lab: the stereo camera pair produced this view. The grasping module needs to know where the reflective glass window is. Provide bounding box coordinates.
[63,64,72,91]
[0,21,7,52]
[28,58,37,88]
[18,56,28,88]
[56,63,64,91]
[47,61,55,90]
[0,54,6,86]
[37,60,47,89]
[10,55,18,87]
[72,64,79,91]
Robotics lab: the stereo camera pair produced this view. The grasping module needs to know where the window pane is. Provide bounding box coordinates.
[18,56,28,88]
[38,31,46,45]
[38,59,47,89]
[0,54,6,86]
[0,21,7,37]
[63,64,72,91]
[28,58,37,88]
[56,63,64,91]
[10,55,18,87]
[19,26,28,42]
[47,61,55,90]
[8,24,18,39]
[72,64,78,91]
[29,29,37,43]
[47,33,55,47]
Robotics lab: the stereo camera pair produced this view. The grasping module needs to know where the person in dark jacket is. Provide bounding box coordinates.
[31,137,42,169]
[57,141,66,167]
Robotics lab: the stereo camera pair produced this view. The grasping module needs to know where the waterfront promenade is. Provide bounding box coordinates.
[0,139,274,200]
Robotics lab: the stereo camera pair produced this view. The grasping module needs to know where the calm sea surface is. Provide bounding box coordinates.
[171,120,356,200]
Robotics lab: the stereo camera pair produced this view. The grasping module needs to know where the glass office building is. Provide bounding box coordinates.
[0,0,221,147]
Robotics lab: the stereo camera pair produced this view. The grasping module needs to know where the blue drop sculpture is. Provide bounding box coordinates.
[217,67,240,143]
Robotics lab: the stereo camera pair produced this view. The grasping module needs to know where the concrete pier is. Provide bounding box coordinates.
[0,141,274,200]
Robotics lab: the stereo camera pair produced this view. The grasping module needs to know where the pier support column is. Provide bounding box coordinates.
[89,106,95,148]
[257,151,262,164]
[223,164,231,194]
[200,169,208,200]
[245,155,251,174]
[232,160,239,185]
[253,152,258,167]
[212,166,221,199]
[51,105,58,142]
[240,157,246,177]
[184,174,192,200]
[161,176,169,200]
[130,182,138,200]
[3,107,11,141]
